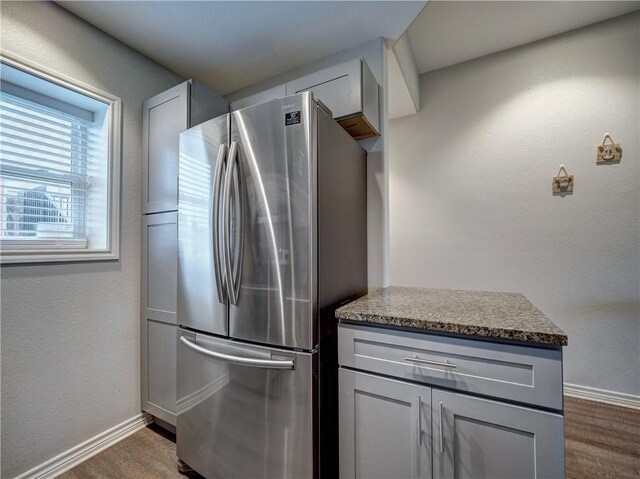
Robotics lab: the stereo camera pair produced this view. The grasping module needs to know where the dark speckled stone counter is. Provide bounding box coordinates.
[336,287,568,347]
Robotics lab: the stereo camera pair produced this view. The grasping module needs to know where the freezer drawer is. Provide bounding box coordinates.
[177,330,315,479]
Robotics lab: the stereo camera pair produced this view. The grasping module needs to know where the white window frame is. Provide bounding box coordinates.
[0,51,122,264]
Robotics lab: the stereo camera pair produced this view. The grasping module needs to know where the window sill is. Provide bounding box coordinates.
[0,246,119,264]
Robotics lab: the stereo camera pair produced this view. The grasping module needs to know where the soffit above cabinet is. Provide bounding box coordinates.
[56,1,426,95]
[408,1,639,74]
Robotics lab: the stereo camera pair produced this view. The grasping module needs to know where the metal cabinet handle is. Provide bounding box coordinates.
[418,396,423,445]
[180,336,294,370]
[405,355,457,368]
[212,143,227,304]
[439,401,444,454]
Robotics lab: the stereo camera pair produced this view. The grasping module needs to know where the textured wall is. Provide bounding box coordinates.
[0,2,182,477]
[389,13,639,398]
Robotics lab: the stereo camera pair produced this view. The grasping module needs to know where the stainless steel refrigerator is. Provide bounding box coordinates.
[176,92,367,479]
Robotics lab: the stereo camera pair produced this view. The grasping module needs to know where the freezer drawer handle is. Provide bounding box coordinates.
[180,336,294,370]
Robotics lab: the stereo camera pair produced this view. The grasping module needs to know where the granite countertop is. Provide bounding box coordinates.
[336,287,568,346]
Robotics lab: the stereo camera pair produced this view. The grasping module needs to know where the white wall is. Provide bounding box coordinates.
[226,38,390,287]
[389,13,639,398]
[0,2,182,477]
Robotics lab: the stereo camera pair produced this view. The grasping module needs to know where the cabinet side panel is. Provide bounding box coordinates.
[189,80,229,127]
[361,60,380,135]
[317,105,367,479]
[317,105,368,315]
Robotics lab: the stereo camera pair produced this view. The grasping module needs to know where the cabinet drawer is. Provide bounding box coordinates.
[338,324,563,410]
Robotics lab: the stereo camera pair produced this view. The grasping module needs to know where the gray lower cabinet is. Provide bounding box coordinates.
[141,82,228,428]
[142,212,177,325]
[141,212,178,426]
[432,389,565,479]
[144,320,178,425]
[339,369,432,479]
[338,324,565,479]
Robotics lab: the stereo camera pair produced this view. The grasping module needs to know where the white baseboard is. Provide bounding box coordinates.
[564,382,640,410]
[14,413,153,479]
[10,384,638,479]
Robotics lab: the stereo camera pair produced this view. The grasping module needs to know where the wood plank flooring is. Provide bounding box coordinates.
[58,423,203,479]
[59,396,639,478]
[564,396,639,479]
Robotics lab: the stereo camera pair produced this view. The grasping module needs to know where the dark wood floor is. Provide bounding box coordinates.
[564,396,639,479]
[59,396,639,478]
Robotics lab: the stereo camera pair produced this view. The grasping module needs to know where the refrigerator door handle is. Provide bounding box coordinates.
[179,336,294,370]
[212,143,227,303]
[231,151,244,303]
[223,140,242,305]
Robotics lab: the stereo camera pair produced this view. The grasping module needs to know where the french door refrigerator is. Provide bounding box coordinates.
[176,92,367,479]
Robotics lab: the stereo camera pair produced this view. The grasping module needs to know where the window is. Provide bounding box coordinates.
[0,53,121,263]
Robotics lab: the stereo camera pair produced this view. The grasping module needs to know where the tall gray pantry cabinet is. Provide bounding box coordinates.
[141,80,228,427]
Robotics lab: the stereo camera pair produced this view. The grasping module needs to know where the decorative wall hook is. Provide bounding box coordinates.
[597,133,622,163]
[552,165,573,193]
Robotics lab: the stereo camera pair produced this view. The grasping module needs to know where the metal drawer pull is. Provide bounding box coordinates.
[404,355,458,368]
[180,336,294,370]
[439,401,444,454]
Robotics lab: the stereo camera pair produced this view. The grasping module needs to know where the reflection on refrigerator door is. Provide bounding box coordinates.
[177,115,228,336]
[177,331,314,479]
[229,97,314,350]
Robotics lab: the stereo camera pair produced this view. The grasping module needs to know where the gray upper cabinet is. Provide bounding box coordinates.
[286,58,380,140]
[340,369,432,479]
[142,80,229,214]
[227,58,380,140]
[432,389,565,479]
[230,83,286,111]
[143,82,188,214]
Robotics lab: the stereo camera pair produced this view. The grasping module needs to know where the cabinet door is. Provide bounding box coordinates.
[432,390,565,479]
[143,82,189,213]
[144,320,177,425]
[286,59,362,120]
[230,84,286,111]
[339,369,431,479]
[142,212,177,324]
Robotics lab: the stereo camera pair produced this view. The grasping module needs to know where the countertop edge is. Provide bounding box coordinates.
[336,310,569,347]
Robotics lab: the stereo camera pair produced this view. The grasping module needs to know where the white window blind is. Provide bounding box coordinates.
[0,53,121,264]
[0,91,94,247]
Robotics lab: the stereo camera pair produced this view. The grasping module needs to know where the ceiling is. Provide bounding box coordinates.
[57,1,426,95]
[407,1,640,74]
